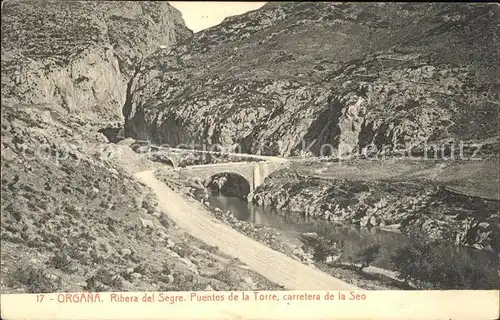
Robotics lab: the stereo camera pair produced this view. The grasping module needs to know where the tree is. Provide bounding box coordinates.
[390,236,498,289]
[312,236,343,263]
[390,240,435,287]
[354,244,381,271]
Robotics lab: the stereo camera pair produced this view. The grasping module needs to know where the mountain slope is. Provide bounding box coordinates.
[124,2,499,156]
[1,0,192,129]
[1,1,281,294]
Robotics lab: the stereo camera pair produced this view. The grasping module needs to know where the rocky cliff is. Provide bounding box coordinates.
[124,2,499,156]
[252,169,500,253]
[2,1,282,294]
[1,0,192,130]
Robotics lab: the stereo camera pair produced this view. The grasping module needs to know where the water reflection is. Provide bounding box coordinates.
[208,192,498,270]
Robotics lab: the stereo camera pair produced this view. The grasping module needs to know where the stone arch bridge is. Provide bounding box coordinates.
[153,149,270,169]
[173,160,289,199]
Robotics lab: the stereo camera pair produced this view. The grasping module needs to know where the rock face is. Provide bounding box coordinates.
[1,0,192,129]
[251,170,500,252]
[0,0,218,295]
[124,2,499,155]
[1,2,284,295]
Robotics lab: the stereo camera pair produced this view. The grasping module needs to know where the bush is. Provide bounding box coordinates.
[390,236,498,289]
[173,245,194,258]
[159,214,170,229]
[312,236,342,263]
[390,240,434,286]
[354,244,381,270]
[214,258,240,286]
[8,265,61,293]
[142,194,158,214]
[84,268,123,292]
[48,252,75,273]
[312,225,381,269]
[311,224,343,261]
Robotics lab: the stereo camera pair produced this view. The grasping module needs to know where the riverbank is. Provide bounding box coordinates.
[251,166,500,253]
[155,169,409,290]
[141,170,359,290]
[0,140,282,294]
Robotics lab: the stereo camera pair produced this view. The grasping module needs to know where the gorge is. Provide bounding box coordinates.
[1,1,499,294]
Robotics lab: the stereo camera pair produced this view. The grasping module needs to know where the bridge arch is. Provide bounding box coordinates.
[148,153,176,167]
[204,171,252,199]
[173,158,289,202]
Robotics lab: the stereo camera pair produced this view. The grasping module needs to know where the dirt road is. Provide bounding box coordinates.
[135,170,359,291]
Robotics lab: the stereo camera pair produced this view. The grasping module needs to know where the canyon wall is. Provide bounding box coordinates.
[252,170,499,252]
[124,2,499,155]
[1,0,192,131]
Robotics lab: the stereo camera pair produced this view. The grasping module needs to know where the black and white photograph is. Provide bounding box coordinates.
[0,0,499,315]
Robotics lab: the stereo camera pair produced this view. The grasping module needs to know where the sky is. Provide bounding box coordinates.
[169,1,267,32]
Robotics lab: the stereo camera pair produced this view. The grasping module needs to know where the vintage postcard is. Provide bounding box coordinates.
[1,1,499,319]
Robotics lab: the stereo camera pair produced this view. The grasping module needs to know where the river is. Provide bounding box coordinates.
[208,192,498,271]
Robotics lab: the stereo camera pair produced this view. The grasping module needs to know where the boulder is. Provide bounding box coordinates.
[120,249,132,256]
[139,217,154,229]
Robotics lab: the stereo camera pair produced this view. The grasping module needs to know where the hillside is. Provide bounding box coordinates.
[124,2,499,156]
[1,0,192,129]
[0,1,278,294]
[1,1,499,294]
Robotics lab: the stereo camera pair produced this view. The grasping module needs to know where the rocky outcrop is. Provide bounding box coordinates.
[0,0,251,295]
[252,170,500,252]
[400,188,500,252]
[1,1,283,293]
[124,2,499,156]
[1,0,192,130]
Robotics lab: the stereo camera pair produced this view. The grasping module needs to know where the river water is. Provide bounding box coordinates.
[208,192,498,271]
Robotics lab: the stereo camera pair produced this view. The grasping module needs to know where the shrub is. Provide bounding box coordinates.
[310,224,342,262]
[214,259,239,286]
[142,194,158,214]
[159,214,170,229]
[8,265,61,293]
[312,236,342,263]
[173,245,194,258]
[390,240,434,286]
[48,252,74,273]
[390,236,498,289]
[312,225,381,269]
[133,263,149,275]
[199,243,219,254]
[84,268,123,292]
[354,244,381,270]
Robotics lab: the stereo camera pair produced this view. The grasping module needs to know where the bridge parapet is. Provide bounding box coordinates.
[151,148,272,168]
[172,159,289,201]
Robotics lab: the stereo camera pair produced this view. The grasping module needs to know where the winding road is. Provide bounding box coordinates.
[135,170,359,291]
